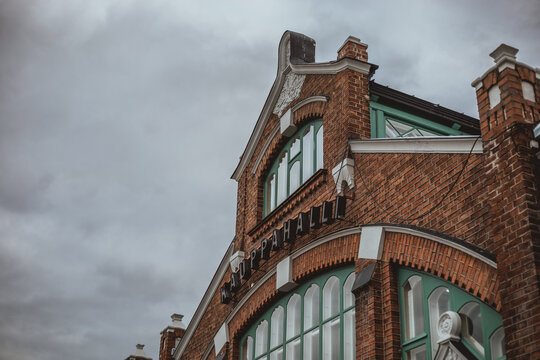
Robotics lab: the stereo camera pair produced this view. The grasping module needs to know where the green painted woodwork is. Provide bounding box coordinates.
[370,101,469,138]
[398,268,504,360]
[239,266,355,360]
[263,120,323,217]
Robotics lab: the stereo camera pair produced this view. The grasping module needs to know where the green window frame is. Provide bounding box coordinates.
[264,120,323,216]
[240,267,356,360]
[370,101,469,138]
[398,268,506,360]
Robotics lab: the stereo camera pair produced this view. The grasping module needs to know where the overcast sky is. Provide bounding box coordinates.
[0,1,539,359]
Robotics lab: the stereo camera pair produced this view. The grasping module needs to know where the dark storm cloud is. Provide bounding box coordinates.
[0,0,539,359]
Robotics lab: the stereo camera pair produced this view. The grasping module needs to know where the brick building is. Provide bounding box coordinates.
[153,32,539,360]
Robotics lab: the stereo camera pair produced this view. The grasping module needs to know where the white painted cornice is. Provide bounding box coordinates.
[290,58,372,75]
[349,136,482,154]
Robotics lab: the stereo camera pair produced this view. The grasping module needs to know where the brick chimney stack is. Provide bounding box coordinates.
[473,45,540,358]
[159,314,186,360]
[337,36,368,62]
[472,44,539,136]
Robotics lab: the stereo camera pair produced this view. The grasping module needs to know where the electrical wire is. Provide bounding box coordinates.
[352,136,481,223]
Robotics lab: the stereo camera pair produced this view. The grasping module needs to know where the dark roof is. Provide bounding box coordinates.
[370,81,480,134]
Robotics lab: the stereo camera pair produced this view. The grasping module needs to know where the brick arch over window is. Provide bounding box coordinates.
[291,98,327,127]
[255,96,328,182]
[227,232,359,352]
[381,231,501,310]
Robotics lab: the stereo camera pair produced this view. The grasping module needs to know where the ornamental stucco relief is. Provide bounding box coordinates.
[273,73,305,117]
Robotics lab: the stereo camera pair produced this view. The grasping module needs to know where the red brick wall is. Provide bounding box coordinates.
[177,41,540,360]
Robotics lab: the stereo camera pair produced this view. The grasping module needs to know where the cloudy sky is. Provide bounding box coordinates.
[0,1,538,359]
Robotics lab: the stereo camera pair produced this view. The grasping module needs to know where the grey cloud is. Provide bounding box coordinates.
[0,1,538,360]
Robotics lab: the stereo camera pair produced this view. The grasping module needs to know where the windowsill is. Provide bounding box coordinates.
[248,169,328,240]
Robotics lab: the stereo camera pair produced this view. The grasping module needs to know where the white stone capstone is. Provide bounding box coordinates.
[170,313,186,330]
[358,226,385,260]
[489,43,519,64]
[276,256,296,292]
[214,322,229,355]
[280,109,297,137]
[437,311,462,343]
[332,158,355,194]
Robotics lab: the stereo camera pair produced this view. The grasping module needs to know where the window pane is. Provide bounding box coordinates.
[323,276,340,320]
[429,287,449,355]
[270,347,283,360]
[286,338,300,360]
[287,294,301,340]
[344,309,355,360]
[490,327,506,359]
[290,137,300,159]
[322,318,340,360]
[386,119,414,137]
[460,302,484,353]
[255,320,268,357]
[271,307,284,347]
[303,328,319,360]
[289,161,300,194]
[277,152,288,204]
[266,174,275,213]
[302,127,313,182]
[304,284,320,329]
[404,275,424,339]
[406,344,426,360]
[243,336,254,360]
[343,272,355,309]
[316,126,323,171]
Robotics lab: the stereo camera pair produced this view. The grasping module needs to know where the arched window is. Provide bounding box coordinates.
[343,273,356,360]
[323,276,340,319]
[270,307,284,348]
[255,320,268,357]
[403,275,425,339]
[322,276,341,360]
[429,287,450,356]
[460,302,484,355]
[242,336,253,360]
[490,327,506,360]
[398,268,505,360]
[286,294,301,340]
[264,120,323,216]
[240,267,354,360]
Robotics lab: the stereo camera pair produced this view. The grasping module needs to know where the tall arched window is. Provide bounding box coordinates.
[264,120,323,216]
[240,267,354,360]
[255,320,268,357]
[398,268,505,360]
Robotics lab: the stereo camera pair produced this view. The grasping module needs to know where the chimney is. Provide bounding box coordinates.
[472,44,540,358]
[337,36,368,62]
[124,344,152,360]
[471,43,539,137]
[159,314,187,360]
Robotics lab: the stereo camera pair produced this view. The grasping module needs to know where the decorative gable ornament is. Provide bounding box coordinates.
[273,72,306,117]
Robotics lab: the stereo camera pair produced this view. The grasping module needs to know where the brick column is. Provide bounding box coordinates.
[472,44,540,359]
